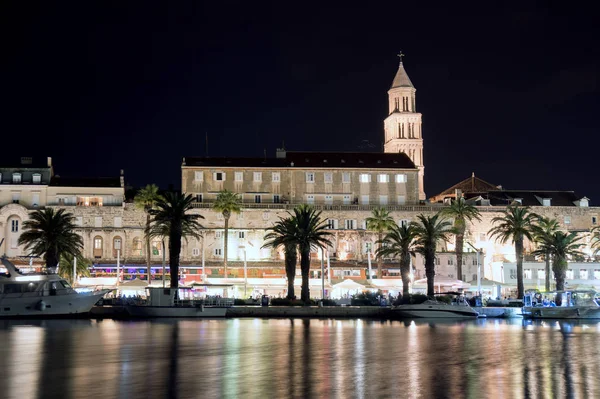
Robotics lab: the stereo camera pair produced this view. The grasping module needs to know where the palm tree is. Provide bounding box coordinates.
[591,226,600,257]
[413,213,454,297]
[134,184,163,281]
[532,231,584,291]
[58,254,91,285]
[440,197,481,282]
[148,192,204,288]
[488,205,537,299]
[366,208,396,279]
[531,216,561,291]
[263,217,298,299]
[377,223,418,300]
[213,190,242,278]
[18,208,83,270]
[269,205,332,303]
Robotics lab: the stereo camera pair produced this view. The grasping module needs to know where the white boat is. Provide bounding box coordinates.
[391,293,479,319]
[0,256,109,317]
[522,290,600,319]
[124,287,230,318]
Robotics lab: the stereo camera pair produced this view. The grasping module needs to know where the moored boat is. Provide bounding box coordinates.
[124,287,231,318]
[0,256,109,317]
[391,293,479,319]
[522,290,600,319]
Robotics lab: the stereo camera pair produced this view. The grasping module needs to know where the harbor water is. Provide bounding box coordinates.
[0,318,599,398]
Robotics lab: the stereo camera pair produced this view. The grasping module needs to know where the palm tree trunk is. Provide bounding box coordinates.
[145,213,151,283]
[45,251,58,271]
[377,232,383,279]
[545,253,550,292]
[300,247,311,303]
[515,238,524,299]
[285,245,297,300]
[456,232,464,281]
[554,257,567,291]
[400,252,411,301]
[169,231,182,289]
[425,252,435,297]
[223,216,229,279]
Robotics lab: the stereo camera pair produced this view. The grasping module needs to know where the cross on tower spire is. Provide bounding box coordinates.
[397,51,405,65]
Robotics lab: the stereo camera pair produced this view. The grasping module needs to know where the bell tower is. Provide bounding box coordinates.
[383,52,425,200]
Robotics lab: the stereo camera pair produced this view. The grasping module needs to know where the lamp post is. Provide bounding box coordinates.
[73,256,77,287]
[467,242,483,297]
[366,241,373,282]
[115,238,121,287]
[320,247,325,300]
[162,239,166,288]
[200,232,206,282]
[239,244,247,298]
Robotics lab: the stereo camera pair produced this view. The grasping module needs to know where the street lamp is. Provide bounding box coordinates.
[239,244,248,298]
[467,242,483,297]
[115,238,121,286]
[366,241,373,282]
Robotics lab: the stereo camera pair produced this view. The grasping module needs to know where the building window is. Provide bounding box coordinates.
[342,172,351,183]
[94,217,102,228]
[262,212,270,220]
[32,193,40,207]
[114,217,122,228]
[273,195,280,203]
[254,195,261,203]
[378,174,389,183]
[343,195,351,205]
[113,237,123,258]
[324,173,333,183]
[379,195,388,205]
[344,219,357,230]
[235,172,243,182]
[595,270,600,280]
[194,171,203,182]
[564,215,571,224]
[133,238,142,256]
[479,233,487,242]
[472,259,477,266]
[11,220,18,233]
[151,240,162,256]
[359,174,370,183]
[214,172,225,181]
[580,269,589,280]
[524,269,532,279]
[397,195,406,205]
[448,258,454,265]
[238,231,245,239]
[435,258,440,265]
[566,269,573,279]
[325,195,333,205]
[196,194,203,203]
[12,192,20,204]
[395,174,407,183]
[360,195,369,205]
[215,230,223,238]
[253,172,262,182]
[32,173,41,184]
[94,237,102,249]
[192,248,200,257]
[306,172,315,183]
[542,198,551,206]
[272,172,280,182]
[592,216,598,225]
[399,219,410,227]
[12,173,22,184]
[306,195,314,204]
[214,248,222,256]
[326,219,338,229]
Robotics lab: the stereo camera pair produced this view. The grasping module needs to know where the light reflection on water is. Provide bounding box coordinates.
[0,318,599,398]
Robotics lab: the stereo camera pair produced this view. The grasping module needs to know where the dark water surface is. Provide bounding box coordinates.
[0,318,599,398]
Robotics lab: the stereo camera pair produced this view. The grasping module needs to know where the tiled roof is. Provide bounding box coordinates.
[486,190,581,207]
[435,174,499,197]
[0,157,50,169]
[184,152,416,169]
[50,176,122,188]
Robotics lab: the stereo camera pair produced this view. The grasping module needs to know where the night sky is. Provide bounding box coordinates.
[3,2,599,202]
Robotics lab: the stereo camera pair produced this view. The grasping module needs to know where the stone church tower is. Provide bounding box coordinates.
[383,57,425,200]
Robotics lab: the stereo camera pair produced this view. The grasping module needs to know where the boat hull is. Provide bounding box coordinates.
[125,305,227,318]
[522,306,600,319]
[392,305,478,319]
[0,291,108,318]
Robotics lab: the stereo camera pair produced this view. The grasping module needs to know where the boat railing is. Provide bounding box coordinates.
[0,287,77,299]
[174,297,234,307]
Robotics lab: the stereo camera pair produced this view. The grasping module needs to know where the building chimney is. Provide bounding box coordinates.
[47,157,52,167]
[276,148,286,159]
[120,170,125,187]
